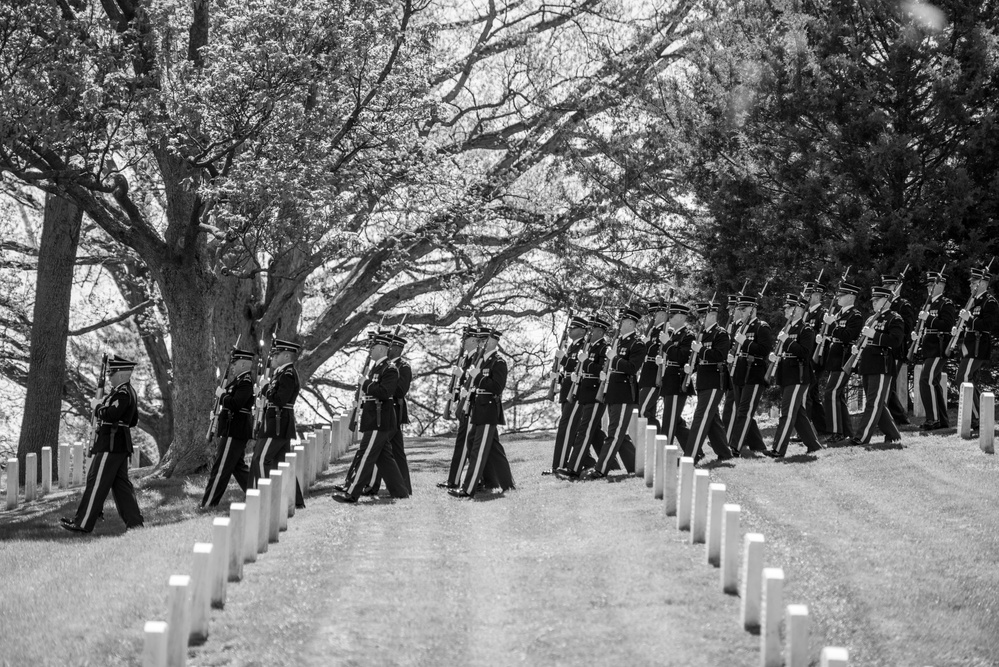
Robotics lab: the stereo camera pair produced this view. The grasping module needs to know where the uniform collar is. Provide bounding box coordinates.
[620,330,636,340]
[808,303,821,313]
[840,304,854,313]
[275,362,296,374]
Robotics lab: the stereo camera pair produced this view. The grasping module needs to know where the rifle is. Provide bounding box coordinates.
[907,263,948,363]
[812,266,852,365]
[252,322,280,438]
[595,296,633,403]
[765,310,796,384]
[206,335,241,442]
[682,291,716,391]
[88,353,109,453]
[443,327,470,420]
[654,288,676,388]
[348,314,387,433]
[547,301,577,402]
[946,258,994,357]
[567,328,593,402]
[842,267,906,375]
[728,279,770,376]
[456,335,487,418]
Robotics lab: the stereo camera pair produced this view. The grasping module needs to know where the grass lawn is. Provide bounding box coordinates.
[1,413,998,666]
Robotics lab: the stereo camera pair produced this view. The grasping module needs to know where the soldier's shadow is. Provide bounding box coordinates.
[780,453,819,464]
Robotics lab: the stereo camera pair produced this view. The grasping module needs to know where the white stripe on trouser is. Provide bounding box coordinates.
[725,392,736,442]
[960,360,978,418]
[456,420,475,482]
[664,395,678,445]
[556,402,579,469]
[464,424,493,494]
[640,389,656,420]
[347,432,377,496]
[599,407,629,474]
[859,374,887,443]
[206,437,232,504]
[691,389,718,459]
[571,407,601,472]
[926,357,942,421]
[257,438,274,479]
[80,453,109,528]
[830,373,848,434]
[735,385,761,452]
[775,385,803,452]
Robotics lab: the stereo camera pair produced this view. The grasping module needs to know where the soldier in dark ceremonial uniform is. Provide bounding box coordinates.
[821,282,863,443]
[439,327,482,489]
[333,333,410,502]
[683,301,735,464]
[843,286,904,446]
[915,271,956,430]
[449,328,515,498]
[61,355,144,533]
[545,315,590,475]
[730,295,773,455]
[250,338,305,508]
[201,348,255,507]
[952,267,999,429]
[660,303,694,449]
[801,282,829,434]
[637,301,669,432]
[882,274,916,424]
[558,315,611,478]
[722,295,743,440]
[586,307,646,479]
[766,294,821,458]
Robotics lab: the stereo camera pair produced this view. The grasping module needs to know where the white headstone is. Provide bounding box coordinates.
[24,453,36,502]
[243,490,261,563]
[653,434,667,499]
[785,604,810,667]
[981,393,995,454]
[277,463,292,530]
[256,480,272,554]
[913,364,924,418]
[166,575,190,667]
[761,568,785,667]
[142,620,168,667]
[267,472,282,543]
[282,457,296,519]
[690,470,710,544]
[189,543,213,644]
[5,458,19,510]
[294,446,307,496]
[41,447,52,496]
[895,362,908,414]
[210,518,230,609]
[71,444,84,486]
[740,533,766,629]
[676,457,694,531]
[960,382,974,439]
[663,446,680,517]
[634,416,646,477]
[58,443,69,489]
[227,503,245,582]
[721,504,741,594]
[706,483,726,565]
[820,646,849,667]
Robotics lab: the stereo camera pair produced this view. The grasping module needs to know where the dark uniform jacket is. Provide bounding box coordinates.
[393,357,412,424]
[804,303,825,333]
[262,363,300,439]
[859,310,904,375]
[776,319,815,386]
[93,382,138,455]
[218,371,254,440]
[604,330,647,404]
[558,336,586,403]
[661,325,694,396]
[576,337,608,405]
[693,323,731,391]
[454,352,477,415]
[891,297,917,359]
[822,306,863,372]
[471,349,507,426]
[360,357,399,432]
[958,292,999,360]
[733,317,773,386]
[917,294,956,359]
[638,323,667,388]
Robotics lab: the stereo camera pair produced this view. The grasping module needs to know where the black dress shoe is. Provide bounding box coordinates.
[59,517,75,526]
[436,481,457,489]
[331,493,357,504]
[919,420,941,431]
[332,483,348,493]
[805,445,822,453]
[296,503,306,509]
[553,468,579,479]
[763,450,782,459]
[824,433,843,444]
[715,451,734,461]
[361,486,378,496]
[582,469,606,480]
[447,489,472,499]
[60,522,88,533]
[881,437,902,445]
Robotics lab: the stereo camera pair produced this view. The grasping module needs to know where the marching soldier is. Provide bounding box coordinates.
[802,282,829,434]
[438,326,482,489]
[683,300,735,463]
[915,271,956,431]
[722,295,743,439]
[729,294,773,455]
[586,307,646,479]
[201,348,255,507]
[546,315,590,475]
[250,338,305,508]
[660,303,694,449]
[952,267,999,430]
[767,294,822,458]
[61,355,144,533]
[883,274,916,424]
[841,286,904,446]
[637,301,669,431]
[821,282,862,443]
[558,315,612,478]
[333,332,410,502]
[449,328,515,498]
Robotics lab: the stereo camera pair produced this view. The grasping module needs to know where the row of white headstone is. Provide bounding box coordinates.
[2,442,145,511]
[142,415,353,667]
[628,411,849,667]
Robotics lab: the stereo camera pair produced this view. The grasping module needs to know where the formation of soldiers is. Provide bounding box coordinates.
[543,266,999,477]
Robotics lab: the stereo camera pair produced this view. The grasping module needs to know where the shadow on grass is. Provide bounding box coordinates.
[780,453,819,464]
[864,440,906,452]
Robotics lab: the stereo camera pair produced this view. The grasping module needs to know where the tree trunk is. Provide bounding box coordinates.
[15,193,82,483]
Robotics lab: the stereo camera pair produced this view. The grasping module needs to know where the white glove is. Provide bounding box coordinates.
[768,353,778,363]
[691,341,702,353]
[683,364,692,374]
[655,355,664,364]
[599,371,607,381]
[735,332,747,344]
[823,313,836,325]
[659,331,669,344]
[214,386,225,398]
[727,354,735,364]
[959,308,971,320]
[459,388,468,399]
[576,350,588,362]
[815,334,824,344]
[90,397,101,410]
[861,326,875,338]
[777,330,788,342]
[910,331,918,340]
[570,372,580,383]
[555,349,565,359]
[851,344,859,355]
[357,373,367,384]
[950,326,959,337]
[451,366,461,378]
[918,310,929,321]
